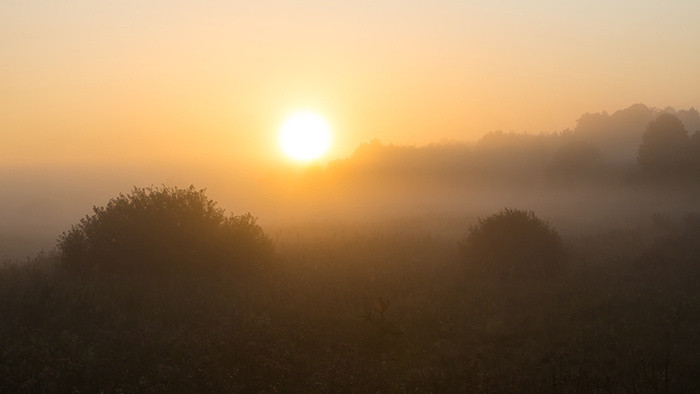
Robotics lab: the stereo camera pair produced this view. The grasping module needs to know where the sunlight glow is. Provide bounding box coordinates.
[279,111,331,161]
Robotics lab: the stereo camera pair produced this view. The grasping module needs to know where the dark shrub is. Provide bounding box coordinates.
[459,208,565,278]
[57,185,273,275]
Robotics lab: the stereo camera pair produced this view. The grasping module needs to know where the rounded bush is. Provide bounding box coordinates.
[459,208,565,278]
[57,185,273,275]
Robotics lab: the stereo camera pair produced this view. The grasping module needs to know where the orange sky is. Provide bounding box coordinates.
[2,1,700,167]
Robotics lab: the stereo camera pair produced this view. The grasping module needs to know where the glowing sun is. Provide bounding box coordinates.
[279,111,331,161]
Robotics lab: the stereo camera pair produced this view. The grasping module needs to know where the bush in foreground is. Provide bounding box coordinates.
[459,208,566,278]
[57,185,273,275]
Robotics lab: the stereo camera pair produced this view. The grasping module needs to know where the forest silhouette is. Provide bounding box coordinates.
[297,103,700,189]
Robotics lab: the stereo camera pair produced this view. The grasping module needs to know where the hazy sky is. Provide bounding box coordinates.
[2,0,700,166]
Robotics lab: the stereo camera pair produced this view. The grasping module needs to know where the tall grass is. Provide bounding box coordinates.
[1,226,698,392]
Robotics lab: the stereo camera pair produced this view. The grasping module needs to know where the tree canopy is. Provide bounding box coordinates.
[637,113,689,173]
[459,208,566,278]
[58,185,273,275]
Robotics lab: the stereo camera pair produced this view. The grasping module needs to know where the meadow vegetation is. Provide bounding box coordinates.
[1,191,699,392]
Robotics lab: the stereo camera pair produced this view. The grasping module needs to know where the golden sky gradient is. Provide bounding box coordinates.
[2,1,700,167]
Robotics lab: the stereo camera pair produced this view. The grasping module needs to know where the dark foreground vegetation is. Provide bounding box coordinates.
[1,187,699,392]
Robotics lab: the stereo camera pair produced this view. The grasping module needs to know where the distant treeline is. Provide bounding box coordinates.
[302,104,700,190]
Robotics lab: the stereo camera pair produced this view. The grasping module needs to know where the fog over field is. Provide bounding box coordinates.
[3,103,700,261]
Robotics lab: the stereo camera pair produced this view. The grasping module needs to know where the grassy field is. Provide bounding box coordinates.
[1,225,698,392]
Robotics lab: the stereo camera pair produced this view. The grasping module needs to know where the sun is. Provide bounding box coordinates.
[279,111,331,161]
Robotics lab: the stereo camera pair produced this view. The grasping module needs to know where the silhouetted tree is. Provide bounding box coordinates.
[637,114,689,173]
[459,208,566,278]
[57,185,273,275]
[574,103,655,161]
[664,106,700,135]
